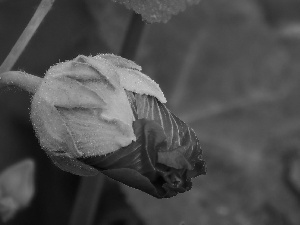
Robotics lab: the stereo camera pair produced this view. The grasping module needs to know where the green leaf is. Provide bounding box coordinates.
[110,0,201,23]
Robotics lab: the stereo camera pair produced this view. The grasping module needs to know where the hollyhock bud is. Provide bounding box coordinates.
[29,54,206,198]
[31,55,138,158]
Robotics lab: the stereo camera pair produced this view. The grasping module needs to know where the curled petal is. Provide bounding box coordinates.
[94,54,167,103]
[48,55,120,89]
[128,92,204,171]
[80,119,205,198]
[96,54,142,71]
[38,77,107,109]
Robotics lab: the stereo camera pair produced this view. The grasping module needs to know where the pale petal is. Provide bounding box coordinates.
[38,77,106,109]
[96,53,142,71]
[117,68,167,103]
[31,95,83,157]
[57,107,136,156]
[93,54,167,103]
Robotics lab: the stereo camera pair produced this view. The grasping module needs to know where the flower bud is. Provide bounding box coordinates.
[31,55,139,158]
[31,54,206,198]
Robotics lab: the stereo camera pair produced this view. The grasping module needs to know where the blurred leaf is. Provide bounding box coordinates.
[110,0,201,23]
[86,0,131,53]
[0,159,35,222]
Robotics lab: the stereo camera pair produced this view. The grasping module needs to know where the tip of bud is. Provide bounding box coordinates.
[94,54,167,103]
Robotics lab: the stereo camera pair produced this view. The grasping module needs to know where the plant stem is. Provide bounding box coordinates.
[121,13,146,60]
[68,12,145,225]
[0,0,55,74]
[0,71,42,93]
[69,175,105,225]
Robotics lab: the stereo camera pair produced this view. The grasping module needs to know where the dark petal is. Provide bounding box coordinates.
[126,91,206,172]
[76,92,205,198]
[80,119,204,198]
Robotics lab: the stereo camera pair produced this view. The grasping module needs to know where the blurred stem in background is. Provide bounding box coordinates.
[0,0,55,74]
[0,0,145,222]
[120,13,146,59]
[68,12,145,225]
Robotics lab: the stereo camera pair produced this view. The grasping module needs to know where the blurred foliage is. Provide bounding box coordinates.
[110,0,201,23]
[0,159,34,222]
[123,0,300,224]
[1,0,300,224]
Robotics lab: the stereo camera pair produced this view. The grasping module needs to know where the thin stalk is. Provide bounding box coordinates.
[68,175,105,225]
[0,0,55,74]
[121,13,145,59]
[0,71,42,93]
[68,12,145,225]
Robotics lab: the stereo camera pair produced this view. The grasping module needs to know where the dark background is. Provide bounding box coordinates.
[1,0,300,224]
